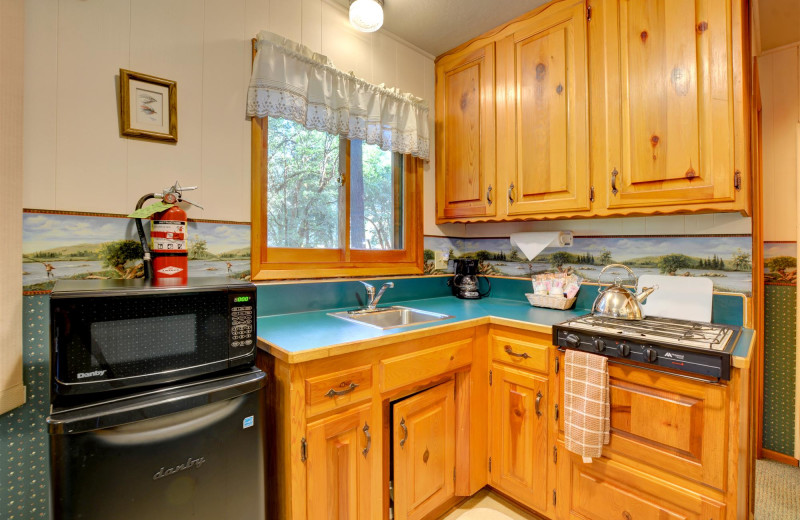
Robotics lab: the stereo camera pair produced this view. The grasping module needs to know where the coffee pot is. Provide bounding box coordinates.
[448,259,491,299]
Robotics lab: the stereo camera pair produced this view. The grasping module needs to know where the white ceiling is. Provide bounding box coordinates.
[334,0,550,57]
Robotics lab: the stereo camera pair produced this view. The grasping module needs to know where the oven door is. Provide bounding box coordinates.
[48,368,266,520]
[51,290,242,396]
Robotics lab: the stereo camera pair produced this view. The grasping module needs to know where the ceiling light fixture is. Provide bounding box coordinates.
[349,0,384,33]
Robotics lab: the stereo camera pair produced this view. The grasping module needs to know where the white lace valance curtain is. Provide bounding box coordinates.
[246,31,430,160]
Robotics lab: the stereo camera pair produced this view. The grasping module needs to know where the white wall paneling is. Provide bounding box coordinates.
[758,45,800,242]
[1,0,26,414]
[127,0,205,213]
[54,0,131,214]
[23,0,436,222]
[22,0,57,211]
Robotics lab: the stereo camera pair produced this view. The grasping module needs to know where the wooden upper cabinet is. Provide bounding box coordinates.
[435,43,497,221]
[591,0,744,210]
[498,0,590,216]
[392,381,456,520]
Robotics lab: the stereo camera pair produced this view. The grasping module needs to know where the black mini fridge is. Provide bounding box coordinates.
[47,368,266,520]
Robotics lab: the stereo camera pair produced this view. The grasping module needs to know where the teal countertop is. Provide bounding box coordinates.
[256,294,754,367]
[257,296,585,361]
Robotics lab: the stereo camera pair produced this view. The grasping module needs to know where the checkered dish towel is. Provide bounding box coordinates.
[564,349,610,461]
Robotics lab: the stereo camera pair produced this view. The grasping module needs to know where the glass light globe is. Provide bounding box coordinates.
[349,0,384,32]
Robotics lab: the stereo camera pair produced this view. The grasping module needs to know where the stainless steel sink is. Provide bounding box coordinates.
[328,306,453,330]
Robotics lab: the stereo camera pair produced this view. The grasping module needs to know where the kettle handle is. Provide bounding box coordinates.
[597,264,637,288]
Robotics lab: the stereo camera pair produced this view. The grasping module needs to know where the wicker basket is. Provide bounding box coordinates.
[525,293,577,310]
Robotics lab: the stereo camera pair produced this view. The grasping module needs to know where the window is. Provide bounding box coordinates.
[250,117,423,280]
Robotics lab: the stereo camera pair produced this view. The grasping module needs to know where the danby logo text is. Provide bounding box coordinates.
[76,370,107,379]
[153,457,206,480]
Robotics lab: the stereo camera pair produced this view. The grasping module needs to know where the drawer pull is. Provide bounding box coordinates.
[362,422,371,457]
[508,183,515,205]
[399,418,408,447]
[535,391,543,417]
[325,382,359,398]
[504,345,530,359]
[487,184,493,205]
[622,512,632,520]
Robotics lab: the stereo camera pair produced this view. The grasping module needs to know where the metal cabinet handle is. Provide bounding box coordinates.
[505,345,530,359]
[622,512,632,520]
[508,183,515,205]
[325,382,358,398]
[487,184,493,205]
[535,391,543,417]
[399,418,408,447]
[362,422,371,457]
[611,168,619,195]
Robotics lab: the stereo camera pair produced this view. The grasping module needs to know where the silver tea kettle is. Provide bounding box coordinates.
[592,264,657,320]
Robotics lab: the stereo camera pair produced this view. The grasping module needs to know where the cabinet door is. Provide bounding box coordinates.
[498,0,590,216]
[393,381,456,520]
[593,0,738,209]
[306,403,373,520]
[435,43,497,220]
[489,364,549,513]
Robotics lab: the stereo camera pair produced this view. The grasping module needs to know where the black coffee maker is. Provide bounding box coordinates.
[448,259,491,299]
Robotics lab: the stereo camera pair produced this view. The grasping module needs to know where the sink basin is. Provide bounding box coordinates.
[328,306,453,330]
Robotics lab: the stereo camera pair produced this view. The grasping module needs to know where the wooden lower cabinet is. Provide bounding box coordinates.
[305,403,373,520]
[556,352,729,490]
[393,381,457,520]
[261,324,749,520]
[489,363,550,515]
[557,448,726,520]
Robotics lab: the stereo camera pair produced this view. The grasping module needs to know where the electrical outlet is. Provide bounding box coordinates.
[434,250,449,270]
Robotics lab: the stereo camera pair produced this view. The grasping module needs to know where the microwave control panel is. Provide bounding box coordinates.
[230,292,256,359]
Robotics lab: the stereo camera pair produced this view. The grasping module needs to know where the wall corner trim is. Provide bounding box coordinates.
[0,384,27,416]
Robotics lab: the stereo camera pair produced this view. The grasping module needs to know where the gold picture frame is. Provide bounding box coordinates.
[119,69,177,142]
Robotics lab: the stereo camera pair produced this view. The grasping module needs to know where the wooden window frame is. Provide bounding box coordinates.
[250,116,424,280]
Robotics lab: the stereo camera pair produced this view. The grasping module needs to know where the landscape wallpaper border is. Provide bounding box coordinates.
[20,209,755,297]
[423,234,753,296]
[763,241,797,286]
[22,210,251,294]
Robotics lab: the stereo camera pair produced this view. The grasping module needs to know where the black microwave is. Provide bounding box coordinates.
[50,277,256,400]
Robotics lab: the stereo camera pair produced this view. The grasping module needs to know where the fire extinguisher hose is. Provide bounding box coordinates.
[134,193,159,280]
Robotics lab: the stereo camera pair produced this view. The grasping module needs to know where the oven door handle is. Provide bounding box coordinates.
[555,348,720,384]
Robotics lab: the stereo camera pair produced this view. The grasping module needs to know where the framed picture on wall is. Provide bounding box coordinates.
[119,69,178,142]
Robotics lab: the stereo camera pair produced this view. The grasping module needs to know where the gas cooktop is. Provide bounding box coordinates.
[552,314,741,380]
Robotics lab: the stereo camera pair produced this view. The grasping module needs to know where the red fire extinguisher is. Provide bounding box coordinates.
[133,182,201,286]
[150,202,188,285]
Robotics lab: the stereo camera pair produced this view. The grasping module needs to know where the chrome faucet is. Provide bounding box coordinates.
[359,281,394,311]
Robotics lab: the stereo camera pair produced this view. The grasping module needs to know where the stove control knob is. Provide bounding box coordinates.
[617,343,631,357]
[643,348,658,363]
[593,339,606,353]
[564,334,581,349]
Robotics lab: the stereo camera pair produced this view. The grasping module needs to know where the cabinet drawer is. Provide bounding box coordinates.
[305,365,372,417]
[379,339,472,392]
[490,334,549,373]
[561,452,725,520]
